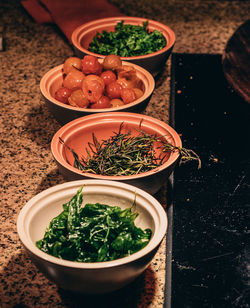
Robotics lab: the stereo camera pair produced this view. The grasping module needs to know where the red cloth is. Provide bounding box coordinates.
[21,0,123,43]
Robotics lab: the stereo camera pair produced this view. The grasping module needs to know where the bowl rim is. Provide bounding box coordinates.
[40,60,155,113]
[51,112,182,180]
[17,179,168,269]
[71,16,176,60]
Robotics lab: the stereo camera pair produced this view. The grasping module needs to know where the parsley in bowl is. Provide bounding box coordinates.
[71,17,176,76]
[88,21,166,57]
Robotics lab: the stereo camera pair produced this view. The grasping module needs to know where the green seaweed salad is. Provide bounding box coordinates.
[36,187,152,262]
[88,21,166,57]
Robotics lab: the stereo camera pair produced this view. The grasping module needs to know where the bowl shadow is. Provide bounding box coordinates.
[22,99,61,148]
[34,168,65,196]
[0,249,157,308]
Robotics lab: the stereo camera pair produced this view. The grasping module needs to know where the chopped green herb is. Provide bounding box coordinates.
[36,187,152,262]
[88,21,166,57]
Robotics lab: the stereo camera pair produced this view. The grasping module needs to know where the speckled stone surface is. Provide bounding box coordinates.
[0,0,249,307]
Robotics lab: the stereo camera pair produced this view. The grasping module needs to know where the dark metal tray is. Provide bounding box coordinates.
[167,53,250,308]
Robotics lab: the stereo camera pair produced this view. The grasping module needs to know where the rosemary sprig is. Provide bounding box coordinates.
[59,123,201,176]
[161,143,202,169]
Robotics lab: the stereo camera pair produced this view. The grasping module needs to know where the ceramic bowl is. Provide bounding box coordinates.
[71,16,176,76]
[40,59,155,125]
[17,180,168,294]
[51,112,182,195]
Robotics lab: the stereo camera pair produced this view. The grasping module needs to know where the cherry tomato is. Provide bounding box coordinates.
[82,75,105,102]
[63,57,82,75]
[54,55,145,110]
[63,67,85,90]
[68,89,89,108]
[110,99,124,108]
[106,81,122,99]
[121,88,137,104]
[81,55,103,75]
[132,88,144,99]
[103,55,122,71]
[100,70,117,86]
[90,96,111,109]
[117,65,141,89]
[54,87,72,104]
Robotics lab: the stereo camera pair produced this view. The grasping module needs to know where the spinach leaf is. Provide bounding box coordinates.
[36,187,152,262]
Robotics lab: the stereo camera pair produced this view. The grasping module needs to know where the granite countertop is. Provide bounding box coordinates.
[0,1,249,307]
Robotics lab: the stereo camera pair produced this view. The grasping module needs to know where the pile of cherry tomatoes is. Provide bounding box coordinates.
[54,54,145,109]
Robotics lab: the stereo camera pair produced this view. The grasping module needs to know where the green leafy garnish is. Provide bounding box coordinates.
[36,187,152,262]
[88,21,166,57]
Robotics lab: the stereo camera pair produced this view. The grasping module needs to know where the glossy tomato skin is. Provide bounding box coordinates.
[110,98,124,107]
[55,87,72,104]
[63,57,82,74]
[103,55,122,70]
[90,96,111,109]
[81,55,103,75]
[68,89,89,108]
[82,75,105,103]
[133,88,144,99]
[63,67,85,90]
[106,81,122,99]
[100,70,117,86]
[121,88,137,104]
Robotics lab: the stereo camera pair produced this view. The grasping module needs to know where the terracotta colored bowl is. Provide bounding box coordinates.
[51,112,182,195]
[17,180,168,294]
[71,17,176,76]
[40,59,155,125]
